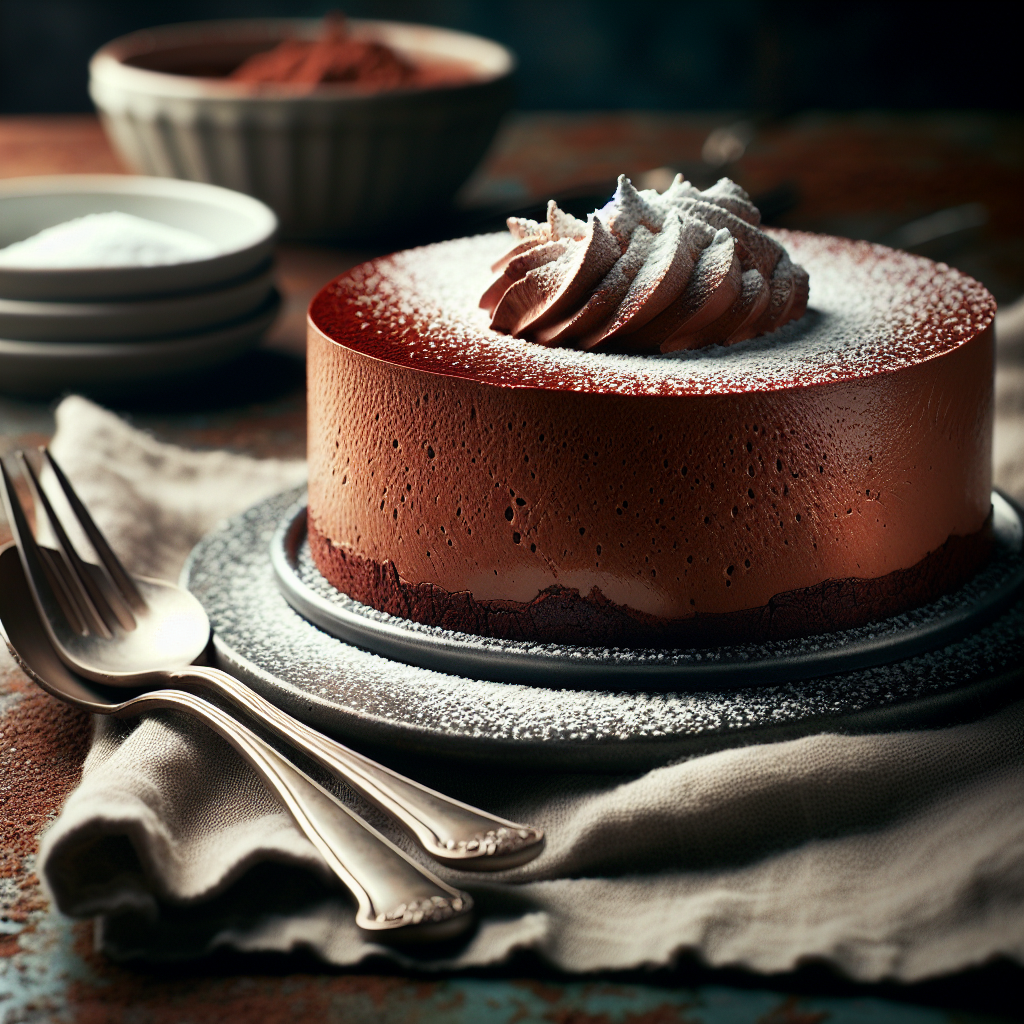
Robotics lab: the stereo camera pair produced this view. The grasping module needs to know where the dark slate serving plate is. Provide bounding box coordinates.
[183,487,1022,771]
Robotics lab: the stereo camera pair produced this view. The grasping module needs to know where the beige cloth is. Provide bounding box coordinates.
[995,297,1024,499]
[30,396,1024,980]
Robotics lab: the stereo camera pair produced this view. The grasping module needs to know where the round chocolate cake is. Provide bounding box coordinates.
[306,177,995,646]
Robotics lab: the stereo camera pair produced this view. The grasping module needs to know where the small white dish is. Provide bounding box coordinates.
[0,175,277,301]
[0,291,279,397]
[0,263,273,341]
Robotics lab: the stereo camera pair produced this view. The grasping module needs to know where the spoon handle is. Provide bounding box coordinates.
[122,687,472,939]
[172,666,544,871]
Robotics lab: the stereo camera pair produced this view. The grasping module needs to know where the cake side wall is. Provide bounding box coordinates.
[306,321,993,624]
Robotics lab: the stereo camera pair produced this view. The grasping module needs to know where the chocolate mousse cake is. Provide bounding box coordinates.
[306,175,995,646]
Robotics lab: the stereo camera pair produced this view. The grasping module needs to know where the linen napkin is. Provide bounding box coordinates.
[27,396,1024,981]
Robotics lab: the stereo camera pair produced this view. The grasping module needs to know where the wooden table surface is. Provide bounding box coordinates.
[0,112,1021,1024]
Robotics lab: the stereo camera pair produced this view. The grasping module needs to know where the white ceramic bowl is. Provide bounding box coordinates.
[0,264,273,341]
[89,19,515,241]
[0,175,277,301]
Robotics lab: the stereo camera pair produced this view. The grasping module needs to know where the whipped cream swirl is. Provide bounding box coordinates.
[480,175,809,353]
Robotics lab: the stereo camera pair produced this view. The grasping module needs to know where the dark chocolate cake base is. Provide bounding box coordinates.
[308,513,993,647]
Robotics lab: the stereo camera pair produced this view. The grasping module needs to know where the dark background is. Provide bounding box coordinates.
[2,0,1022,115]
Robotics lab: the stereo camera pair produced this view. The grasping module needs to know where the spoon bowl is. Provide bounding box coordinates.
[57,570,212,680]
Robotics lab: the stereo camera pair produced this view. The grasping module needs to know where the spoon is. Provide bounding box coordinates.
[0,449,543,870]
[0,544,473,939]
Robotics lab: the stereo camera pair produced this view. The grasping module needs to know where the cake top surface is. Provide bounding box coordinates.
[309,228,995,397]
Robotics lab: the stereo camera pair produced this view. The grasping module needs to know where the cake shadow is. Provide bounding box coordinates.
[89,349,305,416]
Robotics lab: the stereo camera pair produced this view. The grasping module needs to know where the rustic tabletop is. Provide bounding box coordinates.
[0,111,1021,1023]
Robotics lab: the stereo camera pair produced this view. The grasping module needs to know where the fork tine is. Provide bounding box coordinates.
[42,448,146,612]
[18,451,133,634]
[14,452,115,640]
[36,546,92,637]
[0,456,91,637]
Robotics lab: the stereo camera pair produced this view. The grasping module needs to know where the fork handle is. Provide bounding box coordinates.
[170,666,544,871]
[119,688,472,938]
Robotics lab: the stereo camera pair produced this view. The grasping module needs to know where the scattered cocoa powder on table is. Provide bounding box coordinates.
[0,657,91,925]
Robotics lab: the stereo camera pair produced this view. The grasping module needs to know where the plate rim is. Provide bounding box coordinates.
[208,632,1024,770]
[0,292,280,397]
[0,262,274,342]
[269,490,1024,690]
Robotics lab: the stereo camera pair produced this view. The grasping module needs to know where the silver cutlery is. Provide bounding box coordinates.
[0,448,543,871]
[0,545,471,939]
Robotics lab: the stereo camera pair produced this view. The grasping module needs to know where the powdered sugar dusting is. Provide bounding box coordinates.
[312,229,996,399]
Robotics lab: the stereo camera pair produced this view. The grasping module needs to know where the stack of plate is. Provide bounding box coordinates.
[0,175,279,397]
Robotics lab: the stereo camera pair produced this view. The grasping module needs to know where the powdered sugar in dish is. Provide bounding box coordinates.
[0,212,218,269]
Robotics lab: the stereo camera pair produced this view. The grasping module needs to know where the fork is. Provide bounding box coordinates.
[0,448,543,871]
[0,545,472,939]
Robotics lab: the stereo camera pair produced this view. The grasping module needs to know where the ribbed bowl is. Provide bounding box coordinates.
[89,19,515,241]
